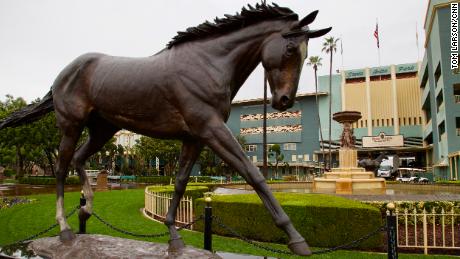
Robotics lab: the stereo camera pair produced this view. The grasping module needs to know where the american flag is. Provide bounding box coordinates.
[374,22,379,48]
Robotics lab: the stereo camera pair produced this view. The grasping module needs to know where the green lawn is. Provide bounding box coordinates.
[0,189,456,258]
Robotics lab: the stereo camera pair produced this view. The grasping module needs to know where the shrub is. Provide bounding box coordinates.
[138,176,217,185]
[147,185,209,200]
[18,176,80,185]
[3,168,15,178]
[137,176,172,185]
[195,193,383,248]
[0,197,33,209]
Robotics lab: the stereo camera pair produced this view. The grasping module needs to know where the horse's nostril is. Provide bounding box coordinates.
[280,95,290,106]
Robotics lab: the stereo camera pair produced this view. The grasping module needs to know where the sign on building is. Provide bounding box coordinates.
[362,132,404,148]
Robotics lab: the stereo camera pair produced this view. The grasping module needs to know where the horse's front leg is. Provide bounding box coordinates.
[200,119,311,256]
[165,140,202,252]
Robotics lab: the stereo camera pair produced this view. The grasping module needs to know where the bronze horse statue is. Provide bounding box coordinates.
[0,3,330,255]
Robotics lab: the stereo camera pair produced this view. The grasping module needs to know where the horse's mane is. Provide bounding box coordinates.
[167,2,298,49]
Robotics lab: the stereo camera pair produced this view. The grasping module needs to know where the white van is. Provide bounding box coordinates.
[377,157,394,178]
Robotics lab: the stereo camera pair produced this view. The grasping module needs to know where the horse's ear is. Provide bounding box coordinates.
[308,27,332,38]
[295,10,319,29]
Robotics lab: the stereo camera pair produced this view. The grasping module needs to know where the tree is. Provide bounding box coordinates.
[307,56,326,172]
[0,95,42,177]
[268,144,284,179]
[322,36,339,170]
[134,137,181,176]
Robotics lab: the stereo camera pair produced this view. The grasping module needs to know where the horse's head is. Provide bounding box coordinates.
[262,10,331,111]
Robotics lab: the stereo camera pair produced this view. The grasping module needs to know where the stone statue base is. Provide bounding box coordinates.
[313,149,386,195]
[96,170,109,191]
[28,234,221,259]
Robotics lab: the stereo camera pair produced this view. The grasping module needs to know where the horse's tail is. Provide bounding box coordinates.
[0,90,54,130]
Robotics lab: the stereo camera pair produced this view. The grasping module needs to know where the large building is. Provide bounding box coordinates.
[227,93,323,176]
[316,62,427,168]
[419,0,460,179]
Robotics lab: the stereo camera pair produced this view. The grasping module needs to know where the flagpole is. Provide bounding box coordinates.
[416,22,420,62]
[376,18,381,66]
[340,35,344,70]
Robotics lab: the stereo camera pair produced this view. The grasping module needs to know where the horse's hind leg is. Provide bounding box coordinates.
[72,118,119,228]
[55,125,83,242]
[199,120,311,256]
[164,140,202,251]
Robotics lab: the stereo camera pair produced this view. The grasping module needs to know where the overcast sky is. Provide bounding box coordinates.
[0,0,428,103]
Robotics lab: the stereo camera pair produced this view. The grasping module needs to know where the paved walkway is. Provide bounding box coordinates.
[338,193,460,201]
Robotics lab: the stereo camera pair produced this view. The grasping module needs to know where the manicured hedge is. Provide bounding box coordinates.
[147,185,209,200]
[137,176,213,185]
[195,193,383,248]
[18,176,80,185]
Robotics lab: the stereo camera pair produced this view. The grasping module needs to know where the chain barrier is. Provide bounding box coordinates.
[212,215,387,256]
[1,205,80,248]
[312,225,387,255]
[212,216,292,255]
[92,212,204,238]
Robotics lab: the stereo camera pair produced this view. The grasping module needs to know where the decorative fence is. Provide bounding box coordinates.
[395,208,460,254]
[144,188,194,229]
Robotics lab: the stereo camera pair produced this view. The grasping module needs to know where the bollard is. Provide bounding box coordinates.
[386,202,398,259]
[78,190,87,234]
[204,196,212,251]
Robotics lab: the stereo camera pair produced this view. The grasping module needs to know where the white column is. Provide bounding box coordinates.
[365,68,372,136]
[391,65,400,134]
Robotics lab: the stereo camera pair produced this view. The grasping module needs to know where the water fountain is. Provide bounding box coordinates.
[313,111,386,194]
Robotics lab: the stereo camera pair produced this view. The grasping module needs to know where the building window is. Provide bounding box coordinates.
[438,121,446,140]
[434,62,441,86]
[252,156,258,163]
[291,155,297,162]
[420,67,428,89]
[436,90,444,112]
[454,84,460,103]
[283,143,297,151]
[244,144,257,152]
[304,154,310,161]
[457,118,460,136]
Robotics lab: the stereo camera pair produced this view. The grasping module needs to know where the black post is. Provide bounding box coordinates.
[386,207,398,259]
[78,191,87,234]
[204,198,212,251]
[262,70,268,178]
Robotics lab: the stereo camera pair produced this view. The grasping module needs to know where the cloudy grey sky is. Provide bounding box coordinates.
[0,0,427,103]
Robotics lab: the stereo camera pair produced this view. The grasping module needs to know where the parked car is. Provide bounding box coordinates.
[418,177,430,183]
[396,176,412,183]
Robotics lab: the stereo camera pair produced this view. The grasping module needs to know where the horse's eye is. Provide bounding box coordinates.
[285,42,296,57]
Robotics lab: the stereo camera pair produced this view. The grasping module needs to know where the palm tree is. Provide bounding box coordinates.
[322,37,339,170]
[307,56,326,172]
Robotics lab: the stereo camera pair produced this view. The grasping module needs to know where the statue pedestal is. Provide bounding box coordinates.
[96,170,108,191]
[313,149,386,195]
[28,234,221,259]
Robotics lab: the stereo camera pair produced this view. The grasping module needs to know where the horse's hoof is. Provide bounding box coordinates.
[59,229,76,243]
[288,239,311,256]
[168,237,185,252]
